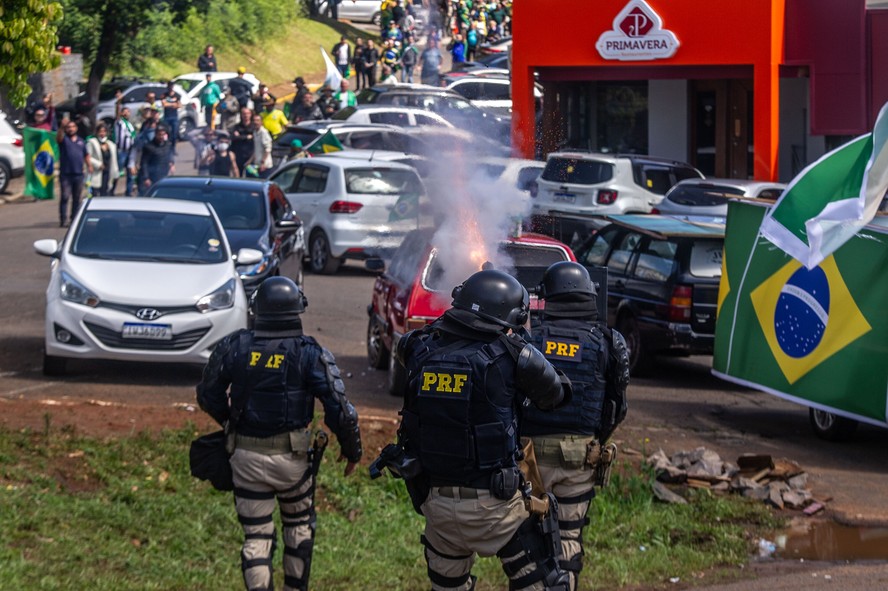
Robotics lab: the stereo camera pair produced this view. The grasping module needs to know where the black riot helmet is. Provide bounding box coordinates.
[252,276,307,323]
[451,269,529,330]
[538,261,597,300]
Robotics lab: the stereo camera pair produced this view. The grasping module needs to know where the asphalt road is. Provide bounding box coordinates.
[2,144,888,589]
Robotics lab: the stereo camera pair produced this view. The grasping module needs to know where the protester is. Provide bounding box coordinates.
[161,81,182,149]
[128,116,157,189]
[363,39,380,87]
[198,44,218,72]
[204,131,239,177]
[229,67,254,110]
[111,106,136,196]
[399,37,419,83]
[138,124,174,194]
[260,100,288,136]
[230,107,255,176]
[317,86,340,119]
[200,73,223,131]
[289,77,309,122]
[448,33,467,64]
[379,65,398,85]
[466,21,479,62]
[291,92,323,123]
[248,113,273,178]
[353,38,367,90]
[86,122,119,197]
[332,36,352,78]
[334,79,357,109]
[420,38,443,86]
[56,118,92,227]
[196,127,217,176]
[29,108,53,131]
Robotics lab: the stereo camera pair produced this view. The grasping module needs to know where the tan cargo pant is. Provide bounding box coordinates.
[532,436,597,591]
[420,487,547,591]
[230,449,314,591]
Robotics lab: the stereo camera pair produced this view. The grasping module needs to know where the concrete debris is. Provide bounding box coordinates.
[647,448,823,512]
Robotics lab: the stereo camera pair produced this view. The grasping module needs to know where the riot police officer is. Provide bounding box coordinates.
[523,262,630,591]
[383,269,573,591]
[197,277,362,591]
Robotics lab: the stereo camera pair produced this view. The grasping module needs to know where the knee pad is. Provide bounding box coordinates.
[283,538,314,591]
[422,535,474,589]
[497,516,570,591]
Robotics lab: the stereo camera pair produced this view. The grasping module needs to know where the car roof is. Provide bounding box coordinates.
[365,83,456,94]
[85,197,213,215]
[278,157,417,172]
[547,151,699,168]
[312,149,414,160]
[672,178,786,191]
[292,121,403,131]
[603,214,726,238]
[150,176,273,190]
[174,72,257,80]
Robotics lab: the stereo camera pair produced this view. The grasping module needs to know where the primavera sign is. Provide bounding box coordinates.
[596,0,679,61]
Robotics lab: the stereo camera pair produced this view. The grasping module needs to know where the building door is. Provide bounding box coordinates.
[691,79,753,178]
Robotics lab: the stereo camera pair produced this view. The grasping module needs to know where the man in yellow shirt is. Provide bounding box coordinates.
[260,99,288,137]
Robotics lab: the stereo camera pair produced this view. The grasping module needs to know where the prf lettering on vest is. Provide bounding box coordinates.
[421,372,469,393]
[249,351,285,369]
[544,339,581,361]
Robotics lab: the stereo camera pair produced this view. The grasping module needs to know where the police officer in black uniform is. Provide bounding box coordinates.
[523,262,630,591]
[382,269,573,591]
[197,277,362,591]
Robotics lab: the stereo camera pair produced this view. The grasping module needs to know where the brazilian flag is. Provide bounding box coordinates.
[388,192,420,222]
[23,128,58,200]
[307,130,344,155]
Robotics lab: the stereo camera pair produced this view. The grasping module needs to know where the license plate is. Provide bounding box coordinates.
[553,193,576,203]
[122,323,173,340]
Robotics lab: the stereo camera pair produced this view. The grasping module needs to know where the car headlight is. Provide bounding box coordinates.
[60,271,100,307]
[196,278,236,312]
[237,256,271,278]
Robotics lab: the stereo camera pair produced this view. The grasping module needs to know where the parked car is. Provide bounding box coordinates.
[397,126,512,159]
[33,197,262,375]
[445,75,542,117]
[270,156,428,274]
[653,178,786,217]
[366,227,576,393]
[318,0,382,24]
[54,77,151,122]
[573,215,725,374]
[172,71,261,131]
[531,151,703,247]
[355,84,510,143]
[0,111,25,193]
[145,177,305,293]
[478,36,512,56]
[331,105,456,129]
[451,52,511,71]
[273,122,414,165]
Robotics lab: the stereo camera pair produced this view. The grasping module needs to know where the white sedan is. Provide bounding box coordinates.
[34,197,263,375]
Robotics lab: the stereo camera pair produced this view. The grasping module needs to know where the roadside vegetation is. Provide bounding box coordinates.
[0,421,782,590]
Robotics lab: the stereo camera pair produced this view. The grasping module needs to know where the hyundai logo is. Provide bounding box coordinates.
[135,308,162,320]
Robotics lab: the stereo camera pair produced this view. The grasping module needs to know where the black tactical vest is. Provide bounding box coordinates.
[522,320,609,437]
[230,335,317,437]
[402,332,519,487]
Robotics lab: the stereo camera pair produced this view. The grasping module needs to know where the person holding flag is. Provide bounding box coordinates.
[23,122,60,205]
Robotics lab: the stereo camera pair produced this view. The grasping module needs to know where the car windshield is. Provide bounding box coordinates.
[423,243,569,292]
[175,79,201,94]
[148,186,267,230]
[689,240,724,278]
[276,128,321,148]
[332,106,357,120]
[345,168,424,195]
[541,158,614,184]
[667,185,745,207]
[71,210,228,264]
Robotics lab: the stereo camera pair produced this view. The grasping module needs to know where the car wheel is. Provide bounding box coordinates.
[43,353,67,377]
[809,408,859,441]
[367,315,390,369]
[309,231,341,275]
[387,352,407,397]
[372,11,382,26]
[0,160,10,193]
[617,314,653,376]
[178,117,195,139]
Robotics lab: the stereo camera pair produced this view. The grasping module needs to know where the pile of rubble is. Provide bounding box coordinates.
[646,447,825,513]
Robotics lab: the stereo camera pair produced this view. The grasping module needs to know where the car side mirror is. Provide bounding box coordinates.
[365,258,386,273]
[34,239,60,258]
[234,248,263,265]
[274,218,302,233]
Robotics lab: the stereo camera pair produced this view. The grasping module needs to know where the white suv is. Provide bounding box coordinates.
[531,152,702,245]
[0,111,24,193]
[271,157,428,274]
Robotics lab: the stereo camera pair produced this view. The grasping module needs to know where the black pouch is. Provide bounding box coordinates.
[405,473,431,515]
[189,430,233,491]
[490,466,521,500]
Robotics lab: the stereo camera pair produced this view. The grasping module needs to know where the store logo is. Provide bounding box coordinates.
[596,0,679,61]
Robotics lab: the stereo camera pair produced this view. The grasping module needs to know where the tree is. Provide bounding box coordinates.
[0,1,63,107]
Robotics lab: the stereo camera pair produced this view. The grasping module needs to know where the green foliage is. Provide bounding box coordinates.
[0,426,784,591]
[0,0,63,106]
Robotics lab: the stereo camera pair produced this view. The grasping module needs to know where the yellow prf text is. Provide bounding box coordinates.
[545,341,580,358]
[421,372,468,393]
[250,352,285,368]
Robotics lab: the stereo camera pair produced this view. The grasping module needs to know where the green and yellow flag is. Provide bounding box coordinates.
[713,200,888,427]
[23,127,58,200]
[307,130,343,155]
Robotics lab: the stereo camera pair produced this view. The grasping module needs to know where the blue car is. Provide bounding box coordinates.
[147,177,305,293]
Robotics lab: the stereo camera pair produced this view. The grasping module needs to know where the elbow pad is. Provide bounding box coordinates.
[515,344,571,410]
[338,401,363,463]
[608,329,631,424]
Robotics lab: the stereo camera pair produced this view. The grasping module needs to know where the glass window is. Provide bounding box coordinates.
[148,186,267,230]
[756,188,783,200]
[343,131,385,149]
[271,165,302,193]
[596,81,648,154]
[516,167,543,191]
[607,232,641,274]
[295,166,329,193]
[666,184,743,207]
[578,226,620,266]
[454,82,483,100]
[633,239,677,282]
[541,157,614,185]
[689,240,724,278]
[369,111,410,126]
[175,79,200,94]
[345,168,423,195]
[123,87,149,103]
[331,106,357,120]
[415,114,448,127]
[673,166,702,183]
[275,129,319,149]
[72,210,227,263]
[382,131,409,152]
[483,82,511,101]
[640,166,673,195]
[388,230,431,285]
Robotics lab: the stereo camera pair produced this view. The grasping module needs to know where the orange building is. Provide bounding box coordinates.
[511,0,888,181]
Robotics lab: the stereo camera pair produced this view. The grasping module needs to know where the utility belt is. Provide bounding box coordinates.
[229,429,312,456]
[525,435,618,488]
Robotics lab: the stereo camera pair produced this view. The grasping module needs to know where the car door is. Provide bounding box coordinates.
[628,237,678,332]
[577,225,623,325]
[268,183,304,282]
[368,111,411,126]
[273,162,329,234]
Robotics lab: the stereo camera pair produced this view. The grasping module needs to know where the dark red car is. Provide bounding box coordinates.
[366,228,576,394]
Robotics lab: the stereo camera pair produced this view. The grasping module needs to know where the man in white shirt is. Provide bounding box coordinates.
[332,36,352,77]
[249,114,273,178]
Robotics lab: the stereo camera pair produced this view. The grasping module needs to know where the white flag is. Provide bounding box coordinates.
[321,46,343,91]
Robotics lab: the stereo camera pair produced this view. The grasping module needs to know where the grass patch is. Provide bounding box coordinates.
[0,425,782,590]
